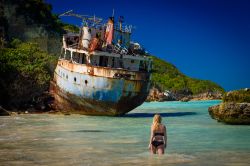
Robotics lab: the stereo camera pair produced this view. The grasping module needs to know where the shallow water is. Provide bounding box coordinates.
[0,100,250,166]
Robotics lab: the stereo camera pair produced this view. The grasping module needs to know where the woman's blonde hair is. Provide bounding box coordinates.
[152,114,162,131]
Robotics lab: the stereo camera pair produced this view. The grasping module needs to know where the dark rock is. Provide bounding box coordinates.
[0,106,10,116]
[33,92,55,112]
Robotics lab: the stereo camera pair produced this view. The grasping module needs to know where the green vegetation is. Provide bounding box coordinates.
[13,0,64,33]
[223,89,250,103]
[10,0,79,34]
[0,39,57,108]
[62,23,80,33]
[150,56,225,95]
[0,0,78,109]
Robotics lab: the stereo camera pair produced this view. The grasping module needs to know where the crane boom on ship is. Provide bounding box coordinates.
[59,10,103,26]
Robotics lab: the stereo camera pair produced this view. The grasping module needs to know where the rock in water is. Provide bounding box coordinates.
[209,103,250,124]
[208,89,250,125]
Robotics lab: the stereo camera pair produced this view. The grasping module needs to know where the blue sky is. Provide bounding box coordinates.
[46,0,250,91]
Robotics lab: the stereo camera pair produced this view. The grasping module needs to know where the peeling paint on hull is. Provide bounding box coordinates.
[50,60,150,116]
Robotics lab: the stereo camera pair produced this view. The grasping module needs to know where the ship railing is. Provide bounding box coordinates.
[120,47,128,55]
[114,24,133,33]
[109,43,129,56]
[131,52,137,56]
[68,43,78,49]
[113,44,122,54]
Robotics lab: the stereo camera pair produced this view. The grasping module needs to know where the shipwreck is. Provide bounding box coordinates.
[50,10,152,115]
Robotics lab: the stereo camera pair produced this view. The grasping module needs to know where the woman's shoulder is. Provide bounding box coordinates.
[151,124,154,130]
[161,124,166,129]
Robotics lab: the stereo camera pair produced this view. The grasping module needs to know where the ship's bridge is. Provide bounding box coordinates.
[60,45,152,73]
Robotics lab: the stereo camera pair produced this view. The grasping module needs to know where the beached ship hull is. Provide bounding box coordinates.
[50,59,150,116]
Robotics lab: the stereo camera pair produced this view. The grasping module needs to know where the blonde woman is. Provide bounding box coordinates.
[148,114,167,154]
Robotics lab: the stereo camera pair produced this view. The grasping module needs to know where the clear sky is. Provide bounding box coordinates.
[45,0,250,91]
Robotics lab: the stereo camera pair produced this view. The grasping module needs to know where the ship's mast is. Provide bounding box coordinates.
[112,9,115,18]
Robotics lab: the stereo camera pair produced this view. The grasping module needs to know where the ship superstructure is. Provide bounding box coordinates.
[50,11,152,115]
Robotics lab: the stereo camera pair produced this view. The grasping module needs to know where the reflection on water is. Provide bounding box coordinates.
[0,100,250,166]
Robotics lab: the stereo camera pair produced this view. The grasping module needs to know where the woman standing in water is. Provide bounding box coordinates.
[148,114,167,155]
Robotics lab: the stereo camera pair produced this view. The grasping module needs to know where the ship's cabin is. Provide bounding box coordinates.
[60,31,152,72]
[60,47,152,72]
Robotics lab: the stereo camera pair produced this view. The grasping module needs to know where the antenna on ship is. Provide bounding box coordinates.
[112,8,115,18]
[119,16,124,31]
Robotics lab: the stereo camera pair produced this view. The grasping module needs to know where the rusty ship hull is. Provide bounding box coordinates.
[50,59,150,116]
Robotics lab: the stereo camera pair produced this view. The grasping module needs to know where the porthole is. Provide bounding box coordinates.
[74,77,77,82]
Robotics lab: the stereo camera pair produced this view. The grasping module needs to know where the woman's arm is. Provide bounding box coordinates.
[148,125,154,149]
[164,125,167,148]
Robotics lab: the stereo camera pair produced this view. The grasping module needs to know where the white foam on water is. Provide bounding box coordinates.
[13,116,25,120]
[53,137,64,141]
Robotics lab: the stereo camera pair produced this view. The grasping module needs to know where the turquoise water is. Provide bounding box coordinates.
[1,100,250,166]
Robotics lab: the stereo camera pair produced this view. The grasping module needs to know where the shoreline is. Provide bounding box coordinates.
[1,99,221,116]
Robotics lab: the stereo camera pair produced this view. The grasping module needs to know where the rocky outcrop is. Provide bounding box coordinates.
[146,87,175,102]
[208,102,250,124]
[0,92,55,115]
[190,91,223,101]
[4,0,62,54]
[208,89,250,125]
[146,87,223,102]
